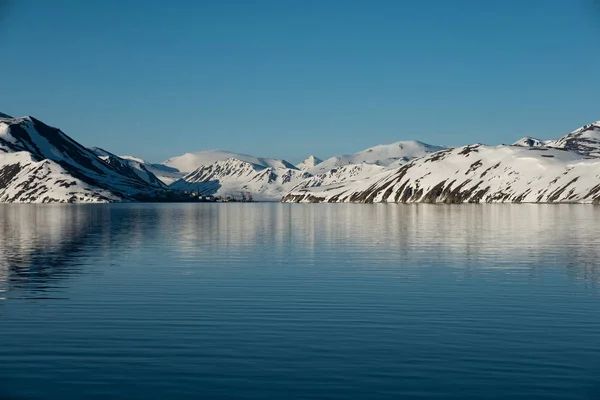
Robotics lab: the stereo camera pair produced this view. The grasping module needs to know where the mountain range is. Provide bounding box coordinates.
[283,122,600,204]
[1,111,600,204]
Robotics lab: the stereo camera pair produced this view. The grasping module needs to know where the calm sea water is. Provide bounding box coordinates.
[0,203,599,400]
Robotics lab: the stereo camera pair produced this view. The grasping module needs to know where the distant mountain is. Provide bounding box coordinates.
[512,137,547,147]
[283,144,600,204]
[296,155,323,171]
[547,121,600,157]
[512,121,600,157]
[163,150,297,174]
[170,157,311,201]
[307,141,446,175]
[0,114,183,203]
[283,121,600,204]
[292,163,385,191]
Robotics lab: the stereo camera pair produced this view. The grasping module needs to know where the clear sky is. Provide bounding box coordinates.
[1,0,600,163]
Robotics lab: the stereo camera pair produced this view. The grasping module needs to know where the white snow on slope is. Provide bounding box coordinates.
[547,121,600,156]
[118,155,184,185]
[163,150,297,173]
[0,114,169,202]
[283,145,600,204]
[0,151,119,203]
[293,163,385,191]
[512,121,600,157]
[308,140,446,175]
[90,147,166,188]
[120,155,146,164]
[170,157,311,201]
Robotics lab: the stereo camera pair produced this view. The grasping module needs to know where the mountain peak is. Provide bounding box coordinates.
[0,112,13,119]
[296,155,323,171]
[512,137,546,147]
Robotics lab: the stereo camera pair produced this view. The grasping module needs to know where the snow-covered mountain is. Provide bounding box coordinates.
[513,121,600,157]
[307,140,446,175]
[89,147,166,188]
[293,163,385,191]
[170,157,311,201]
[283,144,600,204]
[90,149,183,186]
[512,137,547,147]
[0,114,182,203]
[547,121,600,157]
[296,155,323,171]
[163,150,296,174]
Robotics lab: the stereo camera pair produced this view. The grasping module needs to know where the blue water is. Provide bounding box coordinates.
[0,204,599,400]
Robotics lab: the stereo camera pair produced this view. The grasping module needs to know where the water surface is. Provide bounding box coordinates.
[0,204,599,399]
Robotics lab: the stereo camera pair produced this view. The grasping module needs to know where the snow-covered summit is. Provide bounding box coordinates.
[307,140,446,175]
[296,155,323,171]
[512,121,600,157]
[547,121,600,157]
[513,137,547,147]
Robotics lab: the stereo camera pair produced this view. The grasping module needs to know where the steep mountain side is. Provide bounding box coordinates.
[0,114,169,202]
[282,145,600,204]
[116,155,184,185]
[0,151,119,203]
[308,141,445,175]
[163,150,297,173]
[170,158,311,201]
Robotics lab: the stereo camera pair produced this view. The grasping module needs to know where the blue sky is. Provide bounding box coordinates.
[1,0,600,163]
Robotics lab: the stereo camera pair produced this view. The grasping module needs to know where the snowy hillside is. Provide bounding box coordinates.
[163,150,296,173]
[170,158,311,201]
[512,121,600,157]
[92,150,183,185]
[547,121,600,156]
[296,155,323,171]
[283,144,600,204]
[292,163,385,191]
[307,141,446,175]
[0,151,119,203]
[0,114,179,203]
[90,147,166,188]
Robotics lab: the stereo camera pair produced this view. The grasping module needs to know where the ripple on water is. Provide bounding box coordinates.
[0,203,599,400]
